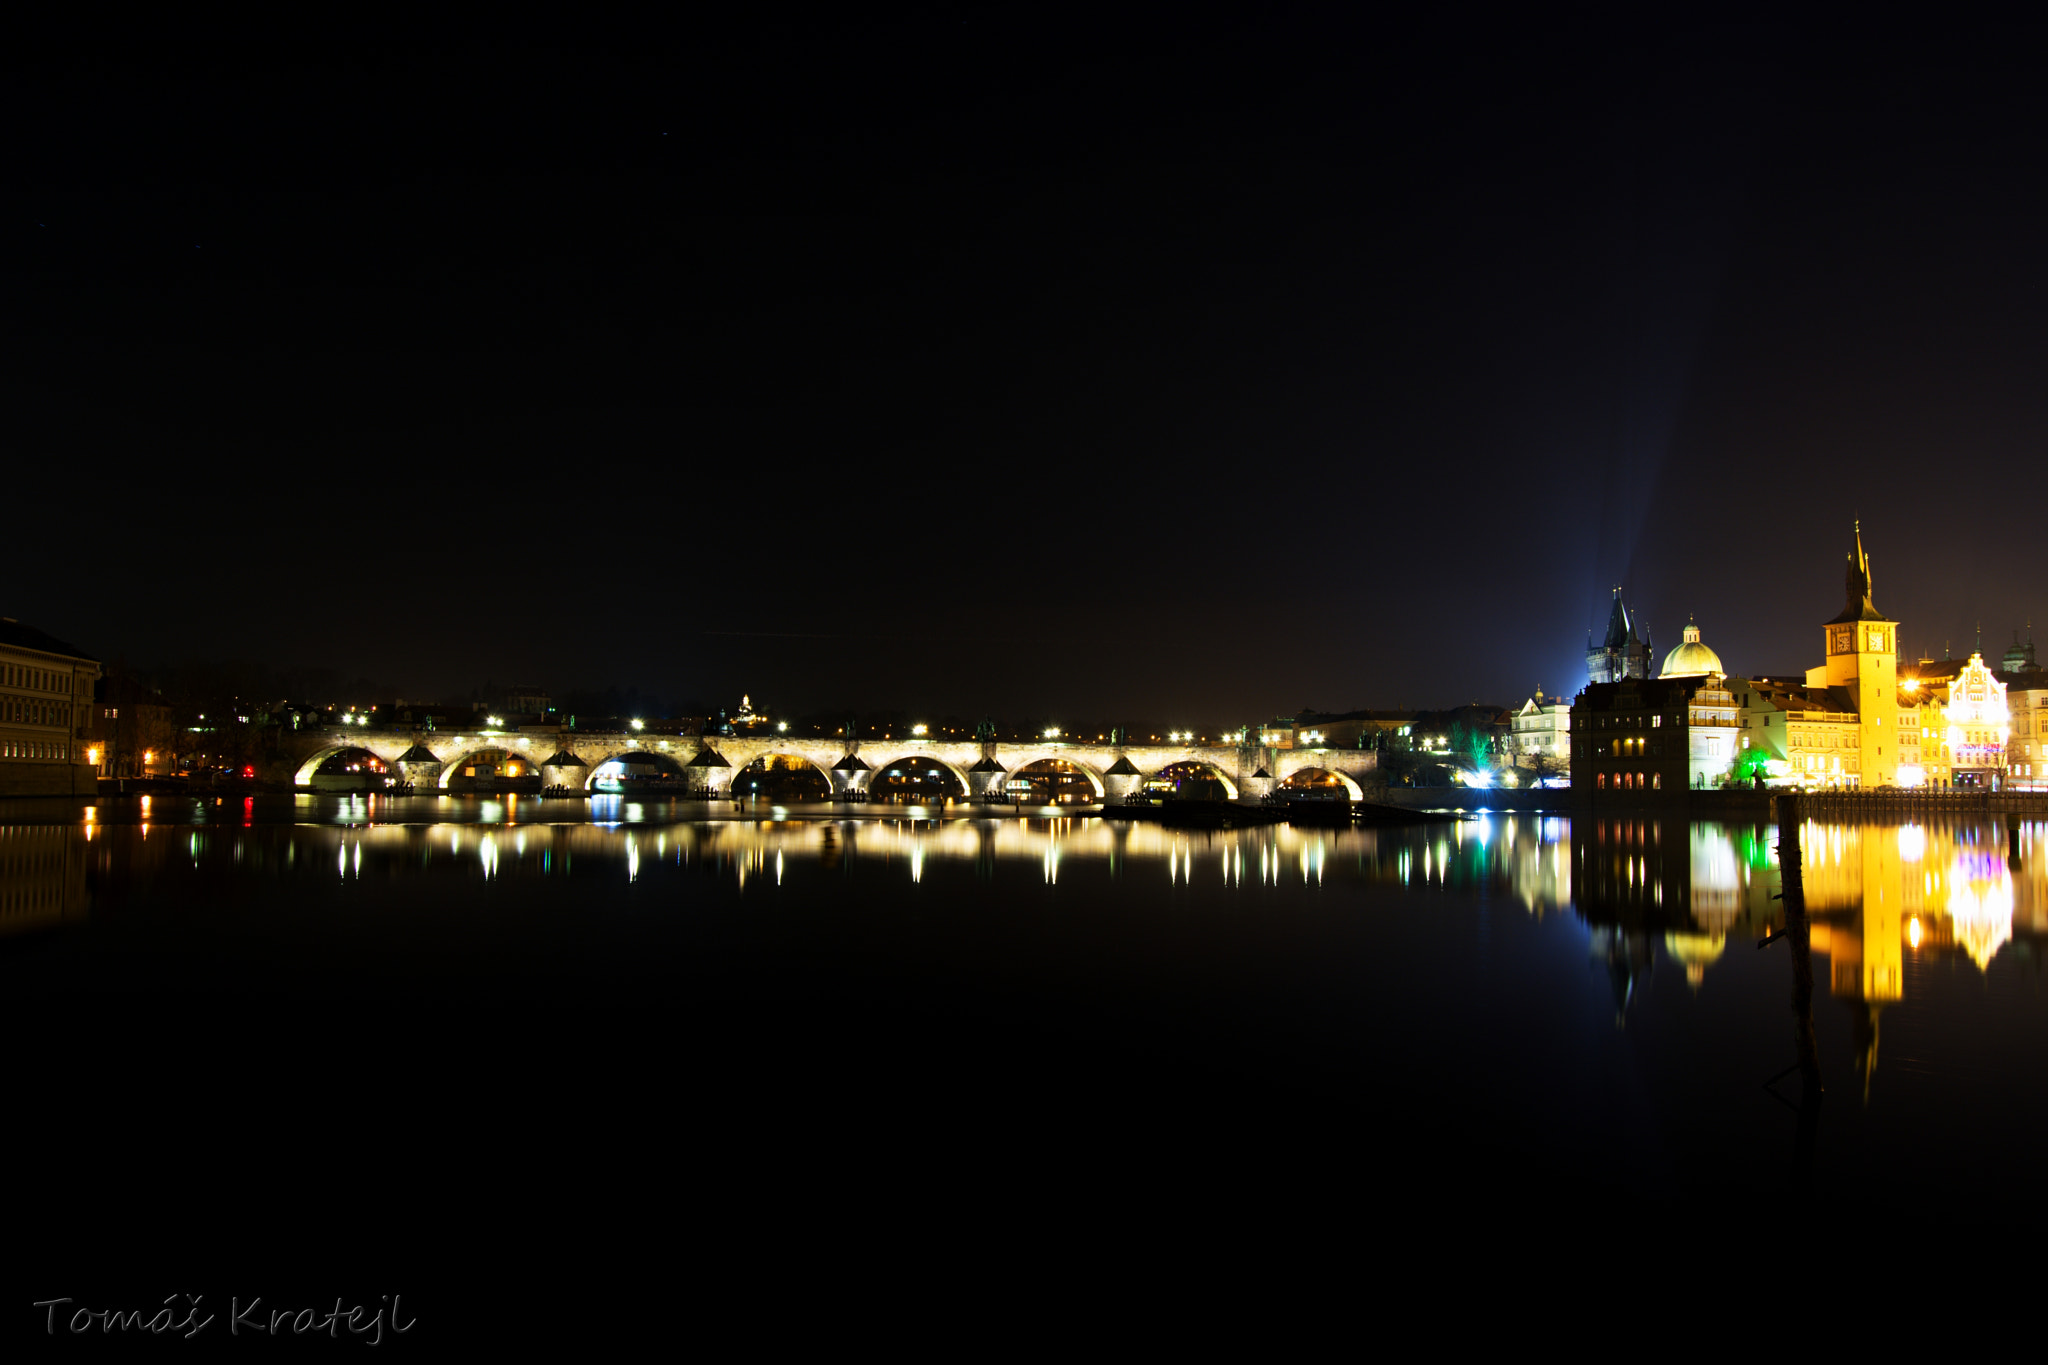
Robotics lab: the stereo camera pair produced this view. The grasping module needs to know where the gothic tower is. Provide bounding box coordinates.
[1821,522,1899,787]
[1586,588,1653,684]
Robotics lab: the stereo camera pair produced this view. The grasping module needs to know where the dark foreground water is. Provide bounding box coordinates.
[6,792,2045,1335]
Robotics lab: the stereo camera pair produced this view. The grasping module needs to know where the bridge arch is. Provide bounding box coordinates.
[1278,766,1364,799]
[435,744,544,788]
[293,741,406,787]
[734,753,835,800]
[867,754,969,801]
[1146,760,1240,800]
[1002,755,1105,801]
[587,750,691,791]
[295,746,391,790]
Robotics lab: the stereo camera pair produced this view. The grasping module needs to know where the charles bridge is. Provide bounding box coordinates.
[280,726,1379,801]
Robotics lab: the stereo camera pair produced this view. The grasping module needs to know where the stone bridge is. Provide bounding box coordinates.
[282,727,1378,801]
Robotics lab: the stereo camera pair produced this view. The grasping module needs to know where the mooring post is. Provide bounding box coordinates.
[1776,791,1822,1097]
[1770,789,1824,1189]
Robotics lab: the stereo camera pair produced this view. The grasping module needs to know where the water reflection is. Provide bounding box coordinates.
[11,806,2047,1111]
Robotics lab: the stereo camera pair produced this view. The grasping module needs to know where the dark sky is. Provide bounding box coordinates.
[9,15,2048,720]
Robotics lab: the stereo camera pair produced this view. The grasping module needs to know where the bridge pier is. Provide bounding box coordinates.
[1103,755,1142,800]
[968,756,1005,800]
[540,749,588,791]
[830,754,871,799]
[686,746,733,794]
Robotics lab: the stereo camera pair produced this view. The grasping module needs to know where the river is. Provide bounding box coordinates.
[6,792,2041,1313]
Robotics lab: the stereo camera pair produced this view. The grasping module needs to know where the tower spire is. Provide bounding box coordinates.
[1830,521,1883,623]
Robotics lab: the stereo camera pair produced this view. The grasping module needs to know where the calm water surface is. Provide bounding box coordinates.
[8,791,2044,1271]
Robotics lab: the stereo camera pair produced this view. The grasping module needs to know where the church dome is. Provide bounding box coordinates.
[1659,620,1722,678]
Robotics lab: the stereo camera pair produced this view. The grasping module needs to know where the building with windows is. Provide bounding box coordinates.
[1657,620,1740,788]
[1509,688,1571,779]
[1943,652,2009,788]
[1788,524,1903,788]
[0,617,102,797]
[2008,683,2048,789]
[94,673,177,778]
[1731,677,1864,787]
[1570,676,1695,800]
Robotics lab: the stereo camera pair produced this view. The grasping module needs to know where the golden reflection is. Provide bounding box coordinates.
[0,825,90,934]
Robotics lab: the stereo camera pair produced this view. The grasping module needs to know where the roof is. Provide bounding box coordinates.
[398,745,442,762]
[539,749,587,767]
[968,756,1005,773]
[0,617,97,663]
[1601,590,1639,650]
[686,748,732,768]
[1742,679,1856,716]
[831,754,870,771]
[1104,756,1140,775]
[1574,678,1700,712]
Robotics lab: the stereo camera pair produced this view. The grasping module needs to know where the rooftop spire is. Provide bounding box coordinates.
[1829,521,1886,623]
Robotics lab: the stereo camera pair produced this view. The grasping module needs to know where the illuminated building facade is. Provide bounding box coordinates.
[1509,688,1571,775]
[1657,620,1740,787]
[0,618,101,797]
[2007,684,2048,789]
[1793,524,1902,787]
[1731,677,1862,786]
[1586,589,1653,684]
[1943,652,2008,788]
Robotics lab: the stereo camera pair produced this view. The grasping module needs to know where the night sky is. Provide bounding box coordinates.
[10,15,2048,720]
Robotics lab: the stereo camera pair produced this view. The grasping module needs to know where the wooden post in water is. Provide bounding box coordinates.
[1774,791,1824,1186]
[1776,792,1822,1096]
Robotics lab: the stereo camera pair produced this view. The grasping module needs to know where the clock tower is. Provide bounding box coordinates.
[1821,522,1898,786]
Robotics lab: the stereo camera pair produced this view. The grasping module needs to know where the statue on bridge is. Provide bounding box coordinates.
[975,716,995,744]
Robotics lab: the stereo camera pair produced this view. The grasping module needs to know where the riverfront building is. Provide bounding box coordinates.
[0,617,101,797]
[1657,620,1739,788]
[2009,682,2048,789]
[1795,523,1903,788]
[1509,688,1571,777]
[1723,523,1917,791]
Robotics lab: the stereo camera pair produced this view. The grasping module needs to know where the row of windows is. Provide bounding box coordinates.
[1595,772,1663,790]
[2,740,69,760]
[4,698,69,726]
[1592,714,1676,729]
[0,663,74,694]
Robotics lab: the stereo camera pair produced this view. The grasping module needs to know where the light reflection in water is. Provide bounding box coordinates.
[48,809,2048,1058]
